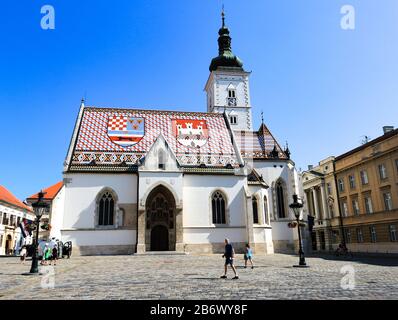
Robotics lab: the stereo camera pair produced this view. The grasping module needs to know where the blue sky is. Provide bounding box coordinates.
[1,0,397,200]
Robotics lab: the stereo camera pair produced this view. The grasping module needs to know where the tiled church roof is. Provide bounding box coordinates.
[66,107,242,171]
[234,123,288,160]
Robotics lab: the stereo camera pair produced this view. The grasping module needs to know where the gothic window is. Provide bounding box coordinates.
[263,196,269,223]
[98,192,115,226]
[158,150,165,170]
[276,180,286,219]
[252,196,259,224]
[230,115,237,125]
[212,191,226,224]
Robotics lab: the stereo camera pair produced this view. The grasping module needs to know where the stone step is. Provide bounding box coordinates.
[133,251,188,256]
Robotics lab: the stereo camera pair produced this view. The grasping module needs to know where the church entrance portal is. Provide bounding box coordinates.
[145,185,176,251]
[151,225,169,251]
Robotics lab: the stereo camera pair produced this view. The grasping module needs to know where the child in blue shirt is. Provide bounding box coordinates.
[244,243,254,269]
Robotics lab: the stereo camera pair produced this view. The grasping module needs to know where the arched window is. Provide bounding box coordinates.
[158,150,165,170]
[263,196,269,223]
[98,192,115,226]
[212,191,226,224]
[252,197,259,224]
[276,181,286,218]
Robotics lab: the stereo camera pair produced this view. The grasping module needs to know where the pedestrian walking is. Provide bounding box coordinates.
[244,243,254,269]
[42,244,51,265]
[220,238,239,280]
[51,246,58,266]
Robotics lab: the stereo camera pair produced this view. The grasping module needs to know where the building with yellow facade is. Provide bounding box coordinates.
[303,126,398,254]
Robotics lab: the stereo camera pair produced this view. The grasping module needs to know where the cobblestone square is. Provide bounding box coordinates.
[0,254,397,300]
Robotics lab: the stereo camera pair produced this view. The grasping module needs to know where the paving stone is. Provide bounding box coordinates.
[0,254,397,299]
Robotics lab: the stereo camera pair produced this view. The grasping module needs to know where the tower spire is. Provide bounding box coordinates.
[209,6,243,72]
[222,5,225,28]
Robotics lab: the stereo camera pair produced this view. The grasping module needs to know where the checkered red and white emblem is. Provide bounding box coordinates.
[108,116,127,131]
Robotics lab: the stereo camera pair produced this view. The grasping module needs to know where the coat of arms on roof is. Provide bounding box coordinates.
[107,116,145,147]
[172,119,209,148]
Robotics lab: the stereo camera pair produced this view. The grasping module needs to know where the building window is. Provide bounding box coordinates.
[230,115,237,125]
[345,229,352,243]
[352,199,360,216]
[348,175,356,189]
[338,178,345,192]
[389,225,397,242]
[212,191,226,224]
[370,226,377,243]
[252,197,259,224]
[17,217,21,226]
[341,201,348,217]
[158,150,165,170]
[276,181,286,218]
[395,159,398,173]
[98,192,115,226]
[10,215,15,227]
[227,89,237,106]
[378,164,388,180]
[356,228,364,243]
[263,196,269,223]
[364,196,373,214]
[2,213,8,225]
[326,183,332,196]
[383,192,393,211]
[360,170,369,185]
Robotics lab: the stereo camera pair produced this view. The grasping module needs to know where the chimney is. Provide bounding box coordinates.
[383,126,394,134]
[308,165,313,171]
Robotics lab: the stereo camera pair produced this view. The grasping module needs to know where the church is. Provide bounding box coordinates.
[59,12,303,255]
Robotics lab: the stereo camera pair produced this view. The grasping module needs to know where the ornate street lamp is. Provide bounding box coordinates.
[29,191,49,274]
[289,194,308,268]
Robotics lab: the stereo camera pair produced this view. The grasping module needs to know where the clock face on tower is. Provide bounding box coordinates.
[227,97,237,106]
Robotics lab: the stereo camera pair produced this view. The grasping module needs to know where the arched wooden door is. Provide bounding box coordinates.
[151,225,169,251]
[146,185,176,251]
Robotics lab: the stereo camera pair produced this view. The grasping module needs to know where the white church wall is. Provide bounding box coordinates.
[183,227,246,244]
[253,161,300,252]
[62,230,135,246]
[182,174,246,227]
[50,186,65,240]
[62,173,138,230]
[182,174,248,252]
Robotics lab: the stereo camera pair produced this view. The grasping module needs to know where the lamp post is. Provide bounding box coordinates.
[29,191,49,274]
[289,194,308,267]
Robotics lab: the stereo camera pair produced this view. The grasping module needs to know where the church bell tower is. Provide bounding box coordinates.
[205,9,253,131]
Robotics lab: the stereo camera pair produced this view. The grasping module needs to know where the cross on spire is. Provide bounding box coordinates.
[222,4,225,27]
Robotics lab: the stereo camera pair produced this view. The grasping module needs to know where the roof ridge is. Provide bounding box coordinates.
[85,106,224,116]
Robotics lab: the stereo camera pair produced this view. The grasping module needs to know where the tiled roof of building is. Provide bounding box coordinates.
[0,186,32,212]
[234,123,288,160]
[66,107,242,171]
[27,181,63,200]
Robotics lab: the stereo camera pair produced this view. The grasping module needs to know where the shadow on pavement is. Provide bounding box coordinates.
[301,253,398,267]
